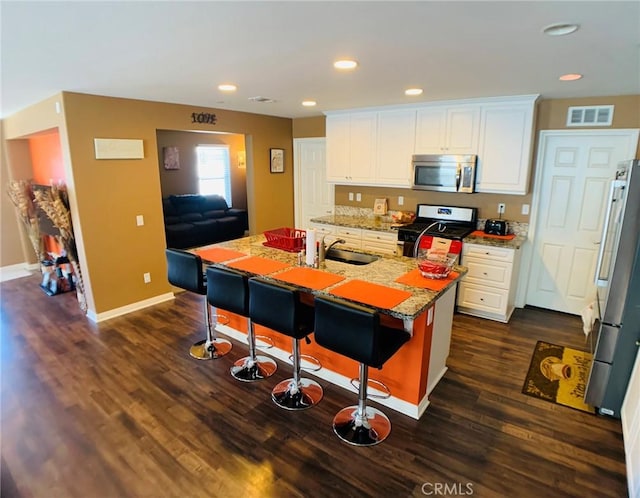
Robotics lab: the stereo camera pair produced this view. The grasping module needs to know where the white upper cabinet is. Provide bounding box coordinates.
[476,96,538,195]
[415,105,480,155]
[326,112,377,184]
[325,95,538,193]
[376,109,416,186]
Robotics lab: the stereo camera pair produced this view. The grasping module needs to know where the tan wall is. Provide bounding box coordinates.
[292,116,325,138]
[156,130,247,209]
[0,128,31,267]
[3,92,294,316]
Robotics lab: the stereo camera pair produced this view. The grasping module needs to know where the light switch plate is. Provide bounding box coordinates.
[136,215,144,226]
[356,193,362,202]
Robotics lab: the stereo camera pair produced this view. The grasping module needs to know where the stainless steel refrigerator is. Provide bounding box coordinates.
[585,159,640,417]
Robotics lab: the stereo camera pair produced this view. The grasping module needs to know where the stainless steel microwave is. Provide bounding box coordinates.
[411,154,477,193]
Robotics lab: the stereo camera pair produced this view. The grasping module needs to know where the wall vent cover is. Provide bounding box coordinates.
[566,105,614,127]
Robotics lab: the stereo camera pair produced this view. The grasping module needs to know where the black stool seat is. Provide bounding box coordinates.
[314,296,409,446]
[165,248,231,360]
[206,267,276,382]
[249,278,323,410]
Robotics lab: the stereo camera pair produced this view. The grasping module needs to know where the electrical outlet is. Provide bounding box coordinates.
[348,192,354,201]
[136,214,144,226]
[521,204,530,215]
[398,196,404,206]
[143,272,151,284]
[356,193,362,202]
[498,203,506,214]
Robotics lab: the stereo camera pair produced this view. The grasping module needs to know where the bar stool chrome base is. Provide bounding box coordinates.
[333,405,391,446]
[272,378,323,410]
[189,337,232,360]
[231,355,277,382]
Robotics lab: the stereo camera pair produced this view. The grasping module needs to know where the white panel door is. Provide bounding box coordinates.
[294,138,333,229]
[526,130,639,314]
[622,347,640,498]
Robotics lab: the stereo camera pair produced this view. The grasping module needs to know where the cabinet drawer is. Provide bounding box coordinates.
[457,282,508,314]
[361,229,397,243]
[335,227,363,239]
[462,256,512,288]
[309,223,335,236]
[463,243,514,262]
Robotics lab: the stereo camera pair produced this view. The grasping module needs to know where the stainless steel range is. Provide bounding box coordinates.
[397,204,478,257]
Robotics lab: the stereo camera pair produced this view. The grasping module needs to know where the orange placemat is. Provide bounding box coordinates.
[395,269,460,291]
[273,267,345,290]
[329,280,412,310]
[226,256,291,275]
[470,230,516,240]
[195,247,247,263]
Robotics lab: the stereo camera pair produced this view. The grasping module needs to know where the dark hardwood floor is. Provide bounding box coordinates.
[1,275,627,497]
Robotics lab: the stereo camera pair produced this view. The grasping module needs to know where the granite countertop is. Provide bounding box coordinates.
[201,234,466,322]
[311,214,527,249]
[310,214,400,233]
[463,233,527,250]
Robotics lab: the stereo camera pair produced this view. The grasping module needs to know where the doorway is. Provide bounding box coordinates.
[293,138,334,228]
[525,129,639,315]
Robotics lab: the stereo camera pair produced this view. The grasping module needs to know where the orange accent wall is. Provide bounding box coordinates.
[29,130,65,255]
[29,131,65,184]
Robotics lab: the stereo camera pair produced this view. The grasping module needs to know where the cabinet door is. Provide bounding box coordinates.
[376,109,416,186]
[415,107,447,153]
[415,106,479,154]
[325,114,350,182]
[348,112,377,183]
[476,103,535,194]
[446,106,480,154]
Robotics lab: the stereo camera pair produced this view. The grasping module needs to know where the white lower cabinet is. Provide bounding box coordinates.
[361,229,398,255]
[457,243,521,322]
[311,223,398,254]
[334,226,362,250]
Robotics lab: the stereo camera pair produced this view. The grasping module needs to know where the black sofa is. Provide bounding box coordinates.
[162,194,248,249]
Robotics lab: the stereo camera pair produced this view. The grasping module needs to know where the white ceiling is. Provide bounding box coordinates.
[1,1,639,120]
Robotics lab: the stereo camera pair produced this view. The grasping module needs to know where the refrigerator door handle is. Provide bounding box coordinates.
[595,179,624,286]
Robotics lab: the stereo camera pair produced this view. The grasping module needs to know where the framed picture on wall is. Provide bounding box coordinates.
[270,148,284,173]
[163,146,180,170]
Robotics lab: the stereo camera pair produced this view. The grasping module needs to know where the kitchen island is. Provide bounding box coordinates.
[194,234,467,419]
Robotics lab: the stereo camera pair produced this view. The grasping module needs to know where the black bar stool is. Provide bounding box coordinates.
[205,266,277,381]
[313,296,410,446]
[165,248,232,360]
[248,277,323,410]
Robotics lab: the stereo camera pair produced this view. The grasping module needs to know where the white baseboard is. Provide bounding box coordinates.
[0,263,33,282]
[217,322,428,420]
[87,293,175,323]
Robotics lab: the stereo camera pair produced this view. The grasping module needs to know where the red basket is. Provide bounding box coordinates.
[263,227,307,252]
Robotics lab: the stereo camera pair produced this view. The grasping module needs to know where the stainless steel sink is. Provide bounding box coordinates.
[325,248,380,265]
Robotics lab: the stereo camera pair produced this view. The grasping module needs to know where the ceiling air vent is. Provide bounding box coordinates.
[248,96,277,103]
[566,105,614,127]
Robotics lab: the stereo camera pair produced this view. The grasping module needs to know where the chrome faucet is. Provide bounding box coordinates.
[319,236,346,263]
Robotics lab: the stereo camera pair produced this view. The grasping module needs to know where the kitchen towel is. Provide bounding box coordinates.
[395,269,460,291]
[273,267,345,290]
[194,247,247,263]
[470,230,516,240]
[226,256,291,275]
[305,228,316,266]
[329,280,412,310]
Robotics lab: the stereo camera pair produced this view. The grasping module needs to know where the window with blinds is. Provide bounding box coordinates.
[196,145,232,204]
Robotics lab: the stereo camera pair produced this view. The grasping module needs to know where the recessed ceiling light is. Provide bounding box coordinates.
[543,23,579,36]
[405,88,423,96]
[302,100,317,107]
[559,73,583,81]
[334,59,358,70]
[218,84,237,92]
